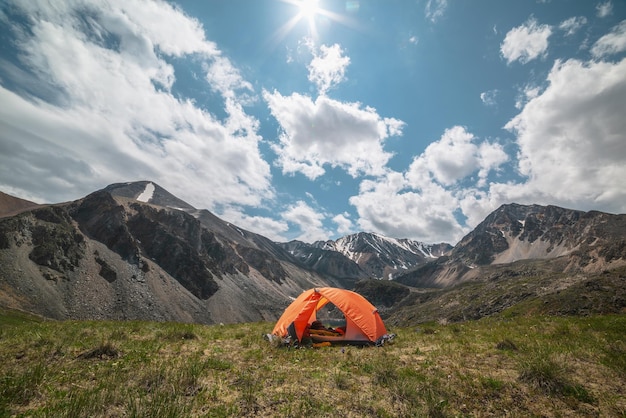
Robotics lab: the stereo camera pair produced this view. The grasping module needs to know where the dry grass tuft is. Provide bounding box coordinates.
[76,342,120,360]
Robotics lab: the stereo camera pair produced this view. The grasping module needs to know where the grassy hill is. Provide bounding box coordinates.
[1,308,624,417]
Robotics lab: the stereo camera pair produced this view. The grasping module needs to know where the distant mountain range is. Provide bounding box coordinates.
[393,203,626,288]
[1,181,624,325]
[280,233,451,281]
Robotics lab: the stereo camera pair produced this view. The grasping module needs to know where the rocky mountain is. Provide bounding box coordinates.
[395,203,626,288]
[278,240,368,288]
[280,232,452,281]
[0,182,344,324]
[2,184,624,327]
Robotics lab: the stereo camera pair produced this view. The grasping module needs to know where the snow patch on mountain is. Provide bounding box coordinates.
[136,182,155,202]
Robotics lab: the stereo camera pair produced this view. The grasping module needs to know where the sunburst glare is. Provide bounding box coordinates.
[299,0,320,19]
[271,0,359,45]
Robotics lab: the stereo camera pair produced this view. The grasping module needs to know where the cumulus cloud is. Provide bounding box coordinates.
[501,17,552,64]
[349,171,468,244]
[454,57,626,228]
[591,20,626,58]
[0,0,274,218]
[218,206,289,242]
[264,90,403,180]
[515,84,542,109]
[596,1,613,18]
[205,56,254,99]
[264,42,404,182]
[406,126,508,188]
[425,0,448,23]
[503,57,626,213]
[332,213,354,235]
[282,200,330,242]
[307,43,351,95]
[3,0,625,249]
[558,16,588,36]
[347,127,508,244]
[374,55,626,244]
[408,127,477,186]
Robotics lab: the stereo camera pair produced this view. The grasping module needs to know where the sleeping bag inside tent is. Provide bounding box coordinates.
[272,287,388,345]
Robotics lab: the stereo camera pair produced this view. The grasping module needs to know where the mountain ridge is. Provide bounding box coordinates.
[394,202,626,288]
[279,232,452,281]
[0,182,336,323]
[0,191,41,218]
[1,182,625,326]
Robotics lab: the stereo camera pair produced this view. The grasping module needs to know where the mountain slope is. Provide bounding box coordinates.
[0,182,334,324]
[279,240,368,288]
[395,203,626,288]
[2,185,625,327]
[0,191,40,218]
[386,261,626,326]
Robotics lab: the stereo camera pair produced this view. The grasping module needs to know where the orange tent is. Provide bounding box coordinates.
[272,287,388,345]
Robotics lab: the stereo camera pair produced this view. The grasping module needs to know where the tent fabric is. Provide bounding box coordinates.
[272,287,388,344]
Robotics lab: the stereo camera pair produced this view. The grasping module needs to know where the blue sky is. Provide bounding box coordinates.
[1,0,625,245]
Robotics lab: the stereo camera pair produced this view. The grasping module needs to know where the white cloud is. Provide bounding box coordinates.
[501,17,552,64]
[282,201,330,242]
[406,126,508,187]
[596,1,613,18]
[515,84,542,109]
[348,127,508,244]
[307,43,351,95]
[264,90,403,180]
[3,0,625,250]
[408,127,478,186]
[476,143,509,187]
[457,190,496,231]
[218,206,289,242]
[591,20,626,58]
[205,56,254,99]
[503,57,626,214]
[480,89,498,106]
[558,16,587,36]
[357,56,626,244]
[7,0,218,58]
[0,0,273,215]
[425,0,448,23]
[332,213,354,235]
[455,56,626,227]
[349,171,468,244]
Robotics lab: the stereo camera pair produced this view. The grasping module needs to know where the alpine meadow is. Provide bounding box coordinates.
[1,0,626,416]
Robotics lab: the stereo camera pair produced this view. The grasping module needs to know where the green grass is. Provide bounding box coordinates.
[0,311,624,417]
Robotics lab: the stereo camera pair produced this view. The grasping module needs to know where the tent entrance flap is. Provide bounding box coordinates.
[286,322,297,341]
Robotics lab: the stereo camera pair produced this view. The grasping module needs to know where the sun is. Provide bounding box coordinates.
[298,0,320,20]
[270,0,355,47]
